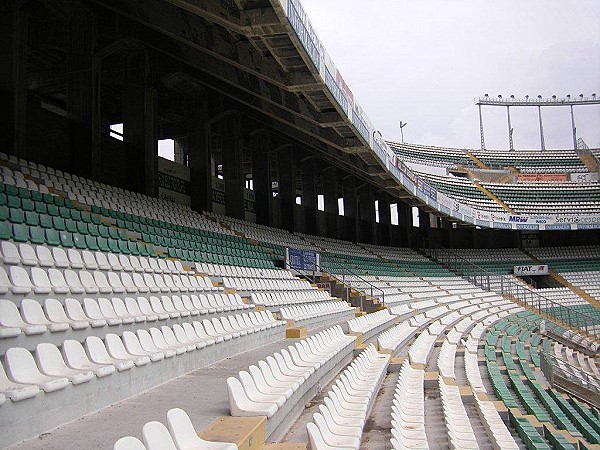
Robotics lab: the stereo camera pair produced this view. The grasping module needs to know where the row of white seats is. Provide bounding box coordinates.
[113,408,237,450]
[555,342,600,379]
[2,312,281,402]
[474,396,519,450]
[227,326,355,418]
[391,361,428,449]
[0,265,218,297]
[279,301,353,322]
[0,242,192,275]
[250,290,333,307]
[347,309,395,335]
[307,345,390,450]
[222,277,311,292]
[1,294,252,337]
[439,377,480,449]
[196,262,292,279]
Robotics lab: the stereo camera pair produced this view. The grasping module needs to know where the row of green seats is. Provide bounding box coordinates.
[0,220,155,257]
[509,410,551,450]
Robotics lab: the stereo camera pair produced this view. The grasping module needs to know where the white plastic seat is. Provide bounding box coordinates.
[137,329,176,358]
[103,272,124,294]
[44,298,89,330]
[35,343,94,385]
[1,241,21,265]
[5,347,70,392]
[0,360,40,401]
[119,255,134,272]
[21,298,69,332]
[122,331,165,362]
[0,299,46,335]
[114,297,145,323]
[92,271,113,294]
[166,408,238,450]
[142,421,178,450]
[94,252,112,270]
[65,297,106,328]
[9,266,34,295]
[149,327,186,355]
[46,268,70,294]
[133,297,159,321]
[107,253,123,271]
[35,245,54,267]
[114,436,147,450]
[83,297,122,326]
[81,250,99,270]
[105,333,151,366]
[86,336,135,371]
[19,243,39,266]
[29,267,53,294]
[99,297,135,324]
[226,376,278,418]
[67,249,85,269]
[62,339,116,377]
[132,273,150,293]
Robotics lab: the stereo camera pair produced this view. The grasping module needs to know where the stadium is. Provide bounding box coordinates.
[0,0,599,449]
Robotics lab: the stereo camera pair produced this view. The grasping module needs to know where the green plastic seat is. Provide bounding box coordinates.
[21,198,34,212]
[47,204,59,217]
[12,223,28,242]
[7,195,21,209]
[59,231,74,248]
[29,226,45,244]
[108,239,120,254]
[72,233,86,249]
[97,237,110,252]
[45,228,60,246]
[70,209,82,221]
[0,205,9,221]
[85,235,99,251]
[34,201,47,214]
[59,206,71,219]
[98,225,111,239]
[0,193,7,206]
[24,211,39,226]
[118,240,130,254]
[17,187,31,199]
[8,207,24,224]
[65,218,78,233]
[0,220,11,240]
[76,221,89,235]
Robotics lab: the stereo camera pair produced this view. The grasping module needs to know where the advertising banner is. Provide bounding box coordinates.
[517,174,568,182]
[514,265,549,276]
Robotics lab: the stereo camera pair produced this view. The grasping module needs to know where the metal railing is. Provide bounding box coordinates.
[422,241,599,337]
[292,260,385,308]
[540,352,600,407]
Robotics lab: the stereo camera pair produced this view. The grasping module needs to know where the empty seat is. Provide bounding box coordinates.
[85,336,135,372]
[8,266,34,294]
[114,436,147,450]
[61,339,116,377]
[35,343,95,385]
[44,298,90,330]
[21,298,69,332]
[64,297,106,328]
[0,299,46,335]
[142,421,177,450]
[5,347,70,392]
[0,360,40,402]
[166,408,238,450]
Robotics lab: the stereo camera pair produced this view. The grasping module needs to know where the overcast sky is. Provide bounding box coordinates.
[298,0,600,151]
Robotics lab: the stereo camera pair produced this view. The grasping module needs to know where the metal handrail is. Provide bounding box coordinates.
[540,352,600,397]
[422,240,599,337]
[292,259,386,308]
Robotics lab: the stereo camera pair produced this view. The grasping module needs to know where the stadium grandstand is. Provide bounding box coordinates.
[0,0,599,450]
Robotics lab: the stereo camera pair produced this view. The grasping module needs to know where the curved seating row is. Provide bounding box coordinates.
[227,326,356,440]
[0,265,219,299]
[250,290,333,308]
[391,361,428,449]
[113,407,237,450]
[306,345,390,450]
[346,309,396,343]
[279,301,355,329]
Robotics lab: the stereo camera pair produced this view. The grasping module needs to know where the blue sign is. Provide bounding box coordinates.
[286,248,320,272]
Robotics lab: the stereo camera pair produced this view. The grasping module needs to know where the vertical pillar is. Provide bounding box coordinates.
[570,105,577,150]
[302,158,317,235]
[123,53,157,196]
[278,145,296,233]
[478,103,485,150]
[506,105,514,151]
[187,96,213,213]
[251,132,272,226]
[68,13,100,179]
[377,194,391,246]
[221,114,245,219]
[358,185,375,244]
[342,178,357,242]
[0,1,27,157]
[537,105,545,151]
[419,207,430,229]
[322,167,339,239]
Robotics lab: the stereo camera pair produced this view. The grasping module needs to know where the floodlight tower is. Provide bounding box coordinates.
[475,93,600,150]
[399,121,407,143]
